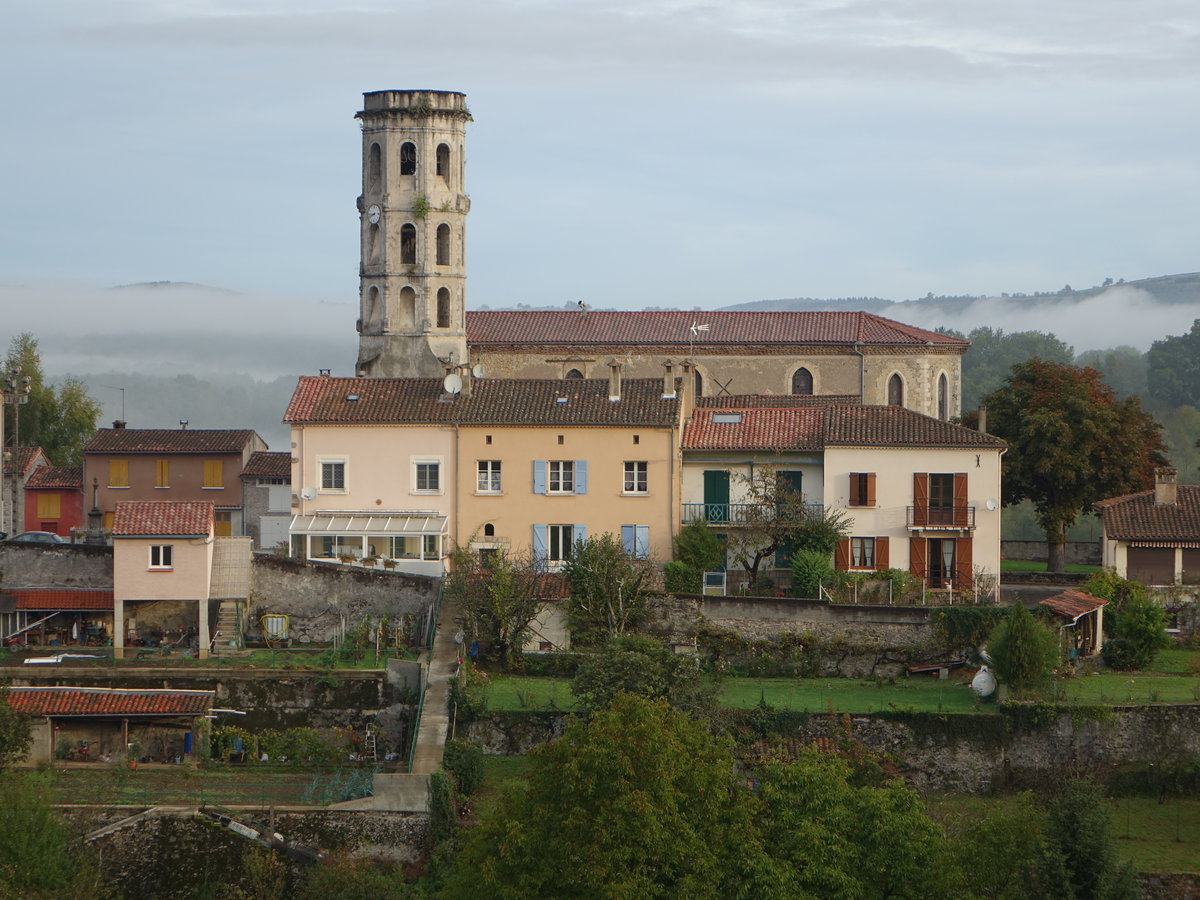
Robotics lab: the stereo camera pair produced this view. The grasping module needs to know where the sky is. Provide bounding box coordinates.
[3,0,1200,378]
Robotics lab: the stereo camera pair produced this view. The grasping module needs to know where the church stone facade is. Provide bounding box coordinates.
[353,90,968,420]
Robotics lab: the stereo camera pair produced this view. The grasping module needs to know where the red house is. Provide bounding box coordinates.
[23,466,84,538]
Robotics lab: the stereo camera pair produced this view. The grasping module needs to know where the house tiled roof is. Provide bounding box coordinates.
[2,446,49,476]
[241,451,291,480]
[284,376,680,427]
[12,589,113,611]
[1093,485,1200,542]
[112,500,214,536]
[1040,590,1107,620]
[683,403,1005,451]
[466,310,969,349]
[25,466,83,490]
[8,687,215,717]
[84,428,260,454]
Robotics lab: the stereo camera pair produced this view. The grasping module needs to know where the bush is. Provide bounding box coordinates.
[519,652,586,677]
[442,738,484,796]
[675,520,725,572]
[790,549,832,598]
[1104,594,1170,670]
[663,560,701,593]
[988,603,1061,691]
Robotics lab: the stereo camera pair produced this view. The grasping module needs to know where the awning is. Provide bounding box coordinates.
[289,513,448,535]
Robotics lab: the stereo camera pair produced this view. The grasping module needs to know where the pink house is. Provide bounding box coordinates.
[112,500,215,659]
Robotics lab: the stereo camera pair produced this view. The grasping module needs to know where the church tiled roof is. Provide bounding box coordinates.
[1093,485,1200,542]
[85,429,260,454]
[284,376,680,427]
[683,403,1004,451]
[466,310,968,348]
[112,501,214,537]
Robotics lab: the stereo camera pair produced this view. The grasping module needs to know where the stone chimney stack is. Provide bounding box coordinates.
[1154,466,1178,506]
[662,358,676,399]
[608,358,622,402]
[977,405,987,434]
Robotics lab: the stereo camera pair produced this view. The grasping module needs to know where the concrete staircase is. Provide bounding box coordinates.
[212,600,242,655]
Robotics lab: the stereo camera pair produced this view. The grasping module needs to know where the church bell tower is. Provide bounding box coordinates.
[355,90,471,377]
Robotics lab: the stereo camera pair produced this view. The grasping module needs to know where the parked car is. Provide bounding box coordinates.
[5,531,69,544]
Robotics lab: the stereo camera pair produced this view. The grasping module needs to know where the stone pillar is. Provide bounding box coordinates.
[198,595,210,660]
[113,595,124,658]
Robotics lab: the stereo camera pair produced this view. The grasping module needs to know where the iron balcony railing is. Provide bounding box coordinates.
[682,502,825,525]
[905,505,976,529]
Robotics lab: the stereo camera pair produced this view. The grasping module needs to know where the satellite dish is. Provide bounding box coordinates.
[986,499,998,510]
[300,487,317,501]
[443,373,463,394]
[471,363,486,379]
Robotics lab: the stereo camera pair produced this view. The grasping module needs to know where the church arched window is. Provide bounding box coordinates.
[400,141,417,176]
[888,373,904,407]
[565,368,584,379]
[436,143,451,179]
[694,369,704,398]
[400,224,417,264]
[792,367,813,395]
[436,224,451,266]
[437,288,451,328]
[938,372,948,420]
[367,143,382,196]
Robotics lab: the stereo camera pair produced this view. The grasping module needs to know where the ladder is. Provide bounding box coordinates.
[363,724,378,762]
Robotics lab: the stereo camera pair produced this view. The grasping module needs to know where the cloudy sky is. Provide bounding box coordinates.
[3,0,1199,375]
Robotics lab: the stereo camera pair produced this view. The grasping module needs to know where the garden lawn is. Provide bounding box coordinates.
[926,792,1200,874]
[479,674,988,714]
[1050,672,1200,704]
[50,766,366,807]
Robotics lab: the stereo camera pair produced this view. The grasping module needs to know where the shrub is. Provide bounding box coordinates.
[663,560,701,594]
[1104,593,1170,670]
[988,603,1060,691]
[790,549,833,598]
[442,738,484,796]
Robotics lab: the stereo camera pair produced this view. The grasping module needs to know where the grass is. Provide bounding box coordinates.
[0,646,415,671]
[1000,559,1101,574]
[1048,672,1200,704]
[1149,648,1200,676]
[478,674,989,714]
[925,791,1200,874]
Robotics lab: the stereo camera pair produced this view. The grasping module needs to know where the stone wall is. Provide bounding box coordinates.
[0,542,112,588]
[248,554,439,644]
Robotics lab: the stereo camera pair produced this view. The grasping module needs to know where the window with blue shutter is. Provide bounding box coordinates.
[575,460,588,494]
[622,524,649,558]
[532,523,547,564]
[533,460,547,494]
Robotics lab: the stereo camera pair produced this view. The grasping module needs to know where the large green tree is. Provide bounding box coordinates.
[947,326,1075,412]
[1146,318,1200,409]
[445,547,548,669]
[4,333,100,466]
[563,532,656,639]
[985,359,1168,572]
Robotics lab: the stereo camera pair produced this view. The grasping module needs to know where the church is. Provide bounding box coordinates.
[351,89,967,421]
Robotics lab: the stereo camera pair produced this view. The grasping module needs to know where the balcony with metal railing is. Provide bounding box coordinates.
[682,502,825,525]
[906,505,975,530]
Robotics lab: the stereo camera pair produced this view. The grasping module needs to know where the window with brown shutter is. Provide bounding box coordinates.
[835,538,850,570]
[953,473,969,526]
[875,536,889,569]
[849,472,876,507]
[909,537,927,582]
[912,473,929,526]
[955,537,973,589]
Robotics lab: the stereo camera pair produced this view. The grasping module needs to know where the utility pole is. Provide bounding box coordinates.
[2,367,31,534]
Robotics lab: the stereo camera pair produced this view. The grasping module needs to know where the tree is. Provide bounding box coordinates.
[984,359,1168,572]
[1074,346,1149,400]
[445,547,548,669]
[1146,318,1200,409]
[987,602,1060,692]
[1043,779,1140,900]
[0,772,96,897]
[0,683,31,769]
[663,519,725,593]
[4,333,100,467]
[955,326,1075,412]
[570,633,715,715]
[563,532,655,638]
[725,466,850,592]
[1103,593,1170,671]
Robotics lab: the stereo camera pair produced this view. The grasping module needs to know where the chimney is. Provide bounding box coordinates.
[662,358,676,399]
[608,358,622,402]
[112,420,126,430]
[1154,466,1178,506]
[977,405,987,434]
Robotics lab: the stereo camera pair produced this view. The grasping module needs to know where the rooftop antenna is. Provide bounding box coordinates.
[688,321,710,362]
[99,384,126,422]
[179,419,189,430]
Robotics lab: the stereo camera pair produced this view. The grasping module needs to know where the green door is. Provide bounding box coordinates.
[703,470,730,522]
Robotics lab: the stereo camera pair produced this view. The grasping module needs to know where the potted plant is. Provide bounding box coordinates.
[382,558,398,570]
[338,552,355,564]
[362,556,378,567]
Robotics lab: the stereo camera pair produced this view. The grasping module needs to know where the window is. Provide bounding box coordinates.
[621,524,649,558]
[36,494,60,519]
[548,524,575,563]
[155,459,170,488]
[400,141,417,175]
[938,372,949,420]
[534,459,588,494]
[483,523,495,537]
[387,535,441,560]
[888,373,904,407]
[851,537,875,568]
[533,523,586,568]
[436,142,450,178]
[214,511,232,537]
[415,460,441,493]
[929,473,955,524]
[320,460,346,492]
[565,368,584,379]
[424,534,440,559]
[203,460,223,489]
[400,224,417,264]
[149,545,173,569]
[367,142,382,194]
[694,369,704,397]
[108,459,129,488]
[436,224,451,265]
[624,461,648,494]
[792,367,813,395]
[477,460,502,493]
[849,472,876,507]
[436,287,451,327]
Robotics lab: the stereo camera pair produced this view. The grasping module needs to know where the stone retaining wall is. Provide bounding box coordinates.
[0,542,113,588]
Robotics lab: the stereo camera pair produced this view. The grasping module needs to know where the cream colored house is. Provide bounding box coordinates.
[682,400,1005,595]
[112,500,215,659]
[284,369,683,574]
[1094,467,1200,585]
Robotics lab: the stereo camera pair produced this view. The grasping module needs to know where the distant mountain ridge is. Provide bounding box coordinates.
[720,271,1200,315]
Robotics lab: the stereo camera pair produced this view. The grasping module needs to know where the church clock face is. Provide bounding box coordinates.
[367,204,382,225]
